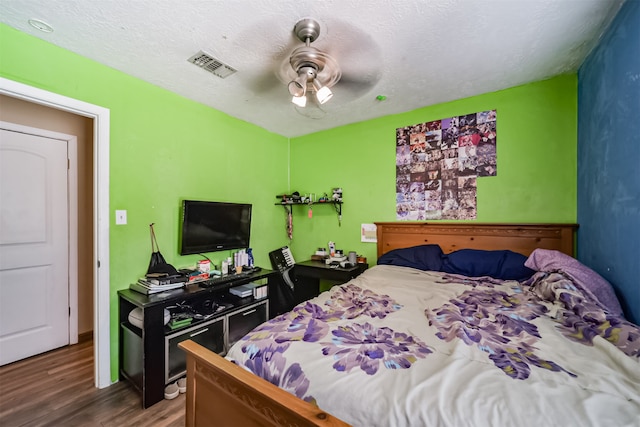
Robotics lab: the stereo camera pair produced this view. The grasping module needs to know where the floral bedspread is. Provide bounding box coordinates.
[226,265,640,427]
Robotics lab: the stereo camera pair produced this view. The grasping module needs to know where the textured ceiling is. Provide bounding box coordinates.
[0,0,624,137]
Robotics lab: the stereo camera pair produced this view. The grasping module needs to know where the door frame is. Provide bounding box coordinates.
[0,121,79,349]
[0,77,111,388]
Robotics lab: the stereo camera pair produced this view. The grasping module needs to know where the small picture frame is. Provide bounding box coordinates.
[361,223,377,243]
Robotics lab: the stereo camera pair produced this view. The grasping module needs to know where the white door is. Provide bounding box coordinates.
[0,126,69,365]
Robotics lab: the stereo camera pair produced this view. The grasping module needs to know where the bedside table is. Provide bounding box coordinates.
[292,260,368,303]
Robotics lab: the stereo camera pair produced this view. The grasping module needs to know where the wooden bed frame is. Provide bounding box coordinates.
[179,222,577,427]
[375,222,577,257]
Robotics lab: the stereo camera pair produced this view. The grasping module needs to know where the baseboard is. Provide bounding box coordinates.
[78,331,93,343]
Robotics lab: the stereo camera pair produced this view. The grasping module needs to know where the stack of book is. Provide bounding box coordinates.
[130,276,186,295]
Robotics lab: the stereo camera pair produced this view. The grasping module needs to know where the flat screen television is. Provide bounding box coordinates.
[180,200,252,255]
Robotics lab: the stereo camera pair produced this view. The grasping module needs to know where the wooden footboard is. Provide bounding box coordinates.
[178,340,350,427]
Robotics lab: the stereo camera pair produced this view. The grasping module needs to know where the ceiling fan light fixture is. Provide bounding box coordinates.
[284,18,341,109]
[291,95,307,107]
[288,66,316,97]
[314,83,333,105]
[288,79,306,97]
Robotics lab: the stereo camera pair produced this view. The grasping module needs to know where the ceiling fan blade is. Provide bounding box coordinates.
[246,72,286,96]
[306,19,384,101]
[331,65,382,100]
[230,18,303,95]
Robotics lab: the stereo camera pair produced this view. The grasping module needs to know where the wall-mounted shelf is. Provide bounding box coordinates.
[275,199,342,211]
[275,195,343,226]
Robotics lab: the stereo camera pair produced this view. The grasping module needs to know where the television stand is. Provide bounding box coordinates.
[118,268,277,408]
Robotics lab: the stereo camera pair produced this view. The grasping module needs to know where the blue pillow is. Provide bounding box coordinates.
[377,244,444,271]
[442,249,535,281]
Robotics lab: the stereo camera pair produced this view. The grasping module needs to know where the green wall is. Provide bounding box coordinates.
[289,75,578,263]
[0,24,290,380]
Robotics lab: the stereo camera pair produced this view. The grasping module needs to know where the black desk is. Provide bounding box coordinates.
[293,260,368,303]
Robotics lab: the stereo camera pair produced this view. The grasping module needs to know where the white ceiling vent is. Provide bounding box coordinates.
[188,50,237,78]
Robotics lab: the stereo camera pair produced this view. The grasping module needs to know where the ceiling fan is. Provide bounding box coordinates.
[236,17,382,115]
[284,18,342,108]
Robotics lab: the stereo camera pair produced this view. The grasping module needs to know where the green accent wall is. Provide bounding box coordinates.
[289,75,577,263]
[1,23,578,381]
[0,24,290,380]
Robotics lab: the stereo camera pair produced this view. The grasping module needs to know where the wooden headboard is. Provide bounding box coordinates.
[375,223,578,258]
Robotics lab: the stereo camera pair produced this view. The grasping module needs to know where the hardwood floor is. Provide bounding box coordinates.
[0,339,185,426]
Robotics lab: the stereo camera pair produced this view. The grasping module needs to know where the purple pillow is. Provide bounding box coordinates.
[442,249,535,281]
[377,244,444,271]
[525,249,624,316]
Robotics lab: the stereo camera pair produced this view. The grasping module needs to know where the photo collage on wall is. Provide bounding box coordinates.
[396,110,497,220]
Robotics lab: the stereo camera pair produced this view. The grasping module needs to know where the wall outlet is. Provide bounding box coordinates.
[115,210,127,225]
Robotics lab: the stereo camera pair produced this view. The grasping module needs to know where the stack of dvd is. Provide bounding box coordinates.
[130,277,185,295]
[229,284,254,298]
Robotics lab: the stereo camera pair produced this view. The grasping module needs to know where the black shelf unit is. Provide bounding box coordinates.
[118,268,277,408]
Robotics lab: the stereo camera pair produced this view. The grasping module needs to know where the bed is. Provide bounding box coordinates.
[179,223,640,427]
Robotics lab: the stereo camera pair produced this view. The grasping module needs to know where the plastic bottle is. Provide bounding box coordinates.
[247,248,254,267]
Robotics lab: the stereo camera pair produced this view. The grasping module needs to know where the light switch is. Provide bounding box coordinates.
[115,210,127,225]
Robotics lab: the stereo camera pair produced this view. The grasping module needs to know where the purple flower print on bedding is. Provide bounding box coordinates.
[428,271,640,380]
[296,301,346,323]
[427,285,575,379]
[241,303,331,346]
[238,286,405,366]
[238,309,321,402]
[528,271,640,357]
[324,284,403,319]
[430,287,546,343]
[436,274,505,288]
[321,322,433,375]
[243,341,315,402]
[488,344,573,380]
[238,284,424,387]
